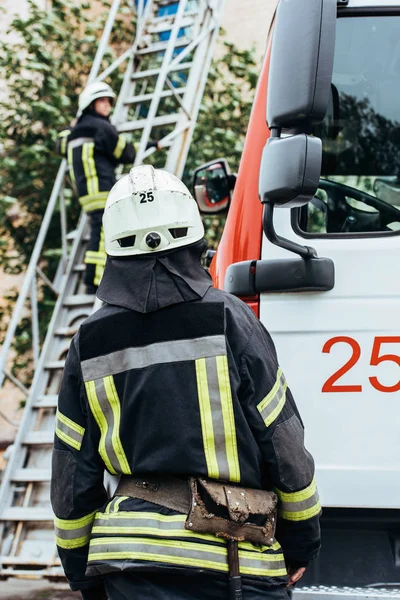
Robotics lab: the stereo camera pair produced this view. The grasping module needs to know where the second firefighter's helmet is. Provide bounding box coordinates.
[78,82,116,112]
[103,165,204,257]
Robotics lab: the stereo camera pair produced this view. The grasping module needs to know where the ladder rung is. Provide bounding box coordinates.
[45,360,65,370]
[73,263,86,272]
[0,557,61,567]
[119,114,180,132]
[13,468,50,482]
[55,326,79,337]
[1,507,53,521]
[24,431,53,445]
[147,14,196,34]
[66,230,90,242]
[125,86,186,105]
[132,62,192,80]
[34,395,58,408]
[63,294,95,307]
[137,38,190,55]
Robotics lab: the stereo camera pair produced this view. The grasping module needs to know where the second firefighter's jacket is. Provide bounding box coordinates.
[51,261,321,592]
[57,111,135,213]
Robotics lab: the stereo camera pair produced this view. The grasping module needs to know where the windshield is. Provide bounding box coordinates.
[299,15,400,235]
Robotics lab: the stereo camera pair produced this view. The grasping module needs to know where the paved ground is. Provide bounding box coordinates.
[0,580,80,599]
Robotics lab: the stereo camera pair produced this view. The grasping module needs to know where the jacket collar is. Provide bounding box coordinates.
[97,241,213,313]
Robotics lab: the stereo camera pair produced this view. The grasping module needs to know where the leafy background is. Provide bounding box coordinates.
[0,0,258,381]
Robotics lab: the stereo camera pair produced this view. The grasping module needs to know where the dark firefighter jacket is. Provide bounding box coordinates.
[51,244,321,594]
[57,110,135,213]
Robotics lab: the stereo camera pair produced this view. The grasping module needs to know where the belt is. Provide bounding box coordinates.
[116,474,191,514]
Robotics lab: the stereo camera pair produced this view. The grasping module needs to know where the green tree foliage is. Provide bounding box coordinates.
[0,2,258,268]
[0,0,258,382]
[0,0,134,273]
[185,41,258,249]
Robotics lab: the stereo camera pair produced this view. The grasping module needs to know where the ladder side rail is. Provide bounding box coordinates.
[87,0,123,85]
[0,161,68,390]
[0,0,131,393]
[134,0,190,165]
[0,213,87,514]
[166,0,225,176]
[112,1,154,125]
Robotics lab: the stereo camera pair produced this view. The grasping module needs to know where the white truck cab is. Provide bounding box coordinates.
[194,0,400,591]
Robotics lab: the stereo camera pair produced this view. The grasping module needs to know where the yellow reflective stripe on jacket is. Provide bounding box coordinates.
[67,145,76,186]
[275,478,321,521]
[103,376,131,473]
[85,377,131,475]
[113,135,127,159]
[257,367,287,427]
[85,251,106,266]
[54,510,96,550]
[85,380,117,474]
[57,129,70,156]
[94,228,105,286]
[91,510,282,552]
[195,356,240,482]
[81,142,99,196]
[88,536,287,576]
[216,355,240,481]
[78,192,108,213]
[55,409,85,451]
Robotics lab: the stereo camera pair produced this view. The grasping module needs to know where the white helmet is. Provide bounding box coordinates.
[103,165,204,257]
[78,82,116,112]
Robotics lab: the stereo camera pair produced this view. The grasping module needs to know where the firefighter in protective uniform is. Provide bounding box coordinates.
[51,165,321,600]
[57,82,137,293]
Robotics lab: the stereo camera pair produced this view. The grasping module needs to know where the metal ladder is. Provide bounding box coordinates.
[0,0,224,579]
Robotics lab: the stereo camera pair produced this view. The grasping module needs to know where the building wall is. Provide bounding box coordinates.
[221,0,277,61]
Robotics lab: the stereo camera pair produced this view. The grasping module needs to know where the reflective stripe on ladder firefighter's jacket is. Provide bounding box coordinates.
[56,111,135,213]
[51,288,321,592]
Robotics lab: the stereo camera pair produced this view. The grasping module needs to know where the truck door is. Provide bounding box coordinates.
[260,12,400,510]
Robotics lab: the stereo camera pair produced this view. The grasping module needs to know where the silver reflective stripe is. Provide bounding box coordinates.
[257,368,287,427]
[276,478,321,521]
[239,552,287,576]
[280,491,319,513]
[54,510,96,549]
[88,536,229,570]
[68,137,95,149]
[55,521,92,541]
[56,419,82,447]
[204,357,230,480]
[81,335,227,381]
[94,378,122,474]
[55,410,85,451]
[93,514,187,532]
[195,355,240,482]
[88,536,287,576]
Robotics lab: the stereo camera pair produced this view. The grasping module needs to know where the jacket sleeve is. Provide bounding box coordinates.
[239,318,321,568]
[51,335,108,593]
[95,122,136,164]
[56,128,72,157]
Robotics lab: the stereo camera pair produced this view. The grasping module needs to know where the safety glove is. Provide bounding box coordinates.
[146,140,161,150]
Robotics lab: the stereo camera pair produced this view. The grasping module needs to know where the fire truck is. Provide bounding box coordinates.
[193,0,400,592]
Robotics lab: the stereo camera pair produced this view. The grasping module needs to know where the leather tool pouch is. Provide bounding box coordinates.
[185,478,277,545]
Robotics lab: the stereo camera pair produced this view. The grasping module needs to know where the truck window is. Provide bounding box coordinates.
[295,15,400,237]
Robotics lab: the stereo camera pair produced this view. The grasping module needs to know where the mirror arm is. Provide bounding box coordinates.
[262,203,318,259]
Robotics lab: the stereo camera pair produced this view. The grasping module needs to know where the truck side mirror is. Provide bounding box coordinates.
[259,135,322,208]
[260,0,336,262]
[267,0,336,129]
[193,159,235,214]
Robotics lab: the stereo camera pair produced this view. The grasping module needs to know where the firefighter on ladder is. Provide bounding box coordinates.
[51,165,321,600]
[57,82,159,294]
